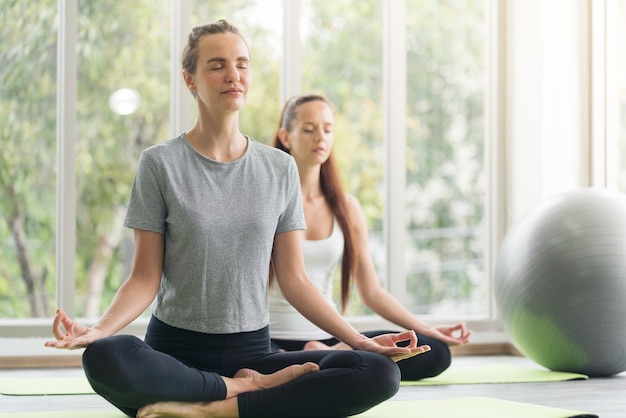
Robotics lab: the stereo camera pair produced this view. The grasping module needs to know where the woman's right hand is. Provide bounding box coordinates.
[352,330,431,362]
[44,308,103,350]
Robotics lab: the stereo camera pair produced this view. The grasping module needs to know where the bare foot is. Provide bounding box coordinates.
[137,398,236,418]
[303,340,330,350]
[303,340,351,351]
[137,363,319,418]
[228,362,319,396]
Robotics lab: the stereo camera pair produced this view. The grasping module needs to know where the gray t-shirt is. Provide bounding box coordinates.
[124,134,306,334]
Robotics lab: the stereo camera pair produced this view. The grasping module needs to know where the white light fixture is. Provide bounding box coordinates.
[108,88,141,115]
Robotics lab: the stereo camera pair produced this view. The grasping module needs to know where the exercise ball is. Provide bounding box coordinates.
[495,188,626,377]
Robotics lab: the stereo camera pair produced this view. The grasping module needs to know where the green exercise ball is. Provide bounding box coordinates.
[495,188,626,377]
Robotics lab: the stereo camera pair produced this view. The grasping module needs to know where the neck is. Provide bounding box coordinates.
[186,112,246,162]
[299,164,323,201]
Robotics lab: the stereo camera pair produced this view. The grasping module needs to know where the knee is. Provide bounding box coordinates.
[399,338,452,380]
[358,352,401,401]
[83,335,143,392]
[83,335,139,370]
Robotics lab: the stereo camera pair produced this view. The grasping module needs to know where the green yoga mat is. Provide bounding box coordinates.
[0,376,94,395]
[0,412,125,418]
[0,363,588,395]
[400,363,588,386]
[355,397,598,418]
[0,397,597,418]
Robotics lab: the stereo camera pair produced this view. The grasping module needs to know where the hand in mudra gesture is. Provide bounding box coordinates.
[361,330,431,362]
[44,308,103,350]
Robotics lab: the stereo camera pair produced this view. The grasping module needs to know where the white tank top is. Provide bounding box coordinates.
[268,219,344,340]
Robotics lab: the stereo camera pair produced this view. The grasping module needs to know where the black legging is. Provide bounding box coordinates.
[82,316,400,418]
[271,330,451,381]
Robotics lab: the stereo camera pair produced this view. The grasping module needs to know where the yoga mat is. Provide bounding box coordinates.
[0,397,597,418]
[355,397,598,418]
[401,363,589,386]
[0,411,124,418]
[0,376,94,395]
[0,363,587,395]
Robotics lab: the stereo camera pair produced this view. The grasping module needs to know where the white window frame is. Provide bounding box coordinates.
[591,0,620,191]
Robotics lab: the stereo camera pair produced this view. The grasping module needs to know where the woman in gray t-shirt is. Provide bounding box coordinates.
[45,20,428,418]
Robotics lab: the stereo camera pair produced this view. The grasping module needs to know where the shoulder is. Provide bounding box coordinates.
[344,193,362,214]
[141,135,186,160]
[248,138,297,171]
[249,138,292,161]
[343,192,368,230]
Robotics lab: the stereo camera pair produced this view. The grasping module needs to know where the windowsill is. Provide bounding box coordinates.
[0,318,149,361]
[0,316,507,364]
[0,317,150,338]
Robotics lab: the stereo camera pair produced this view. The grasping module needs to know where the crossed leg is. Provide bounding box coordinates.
[137,363,320,418]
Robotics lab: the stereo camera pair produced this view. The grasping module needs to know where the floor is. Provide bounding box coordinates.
[0,355,624,416]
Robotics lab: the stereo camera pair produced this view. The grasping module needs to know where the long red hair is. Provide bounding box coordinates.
[272,94,358,313]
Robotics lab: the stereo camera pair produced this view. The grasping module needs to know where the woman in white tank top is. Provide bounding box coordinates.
[269,94,472,380]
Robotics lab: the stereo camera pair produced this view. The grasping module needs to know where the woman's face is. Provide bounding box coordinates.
[185,32,251,114]
[283,100,335,167]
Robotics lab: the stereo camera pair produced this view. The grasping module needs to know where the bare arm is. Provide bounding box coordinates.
[272,229,429,360]
[45,229,164,349]
[346,195,471,346]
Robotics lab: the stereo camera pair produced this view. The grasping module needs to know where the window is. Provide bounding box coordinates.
[404,0,487,316]
[1,0,497,339]
[300,0,385,315]
[74,1,171,318]
[0,0,58,318]
[299,0,488,317]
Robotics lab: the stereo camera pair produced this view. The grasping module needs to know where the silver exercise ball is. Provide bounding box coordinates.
[495,188,626,377]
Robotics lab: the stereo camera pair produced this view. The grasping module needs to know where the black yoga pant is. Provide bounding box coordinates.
[82,316,400,418]
[271,330,451,381]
